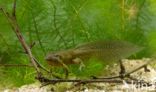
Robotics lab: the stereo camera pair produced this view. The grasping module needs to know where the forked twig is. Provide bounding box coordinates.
[36,75,152,88]
[36,61,150,88]
[91,61,149,80]
[0,0,40,74]
[0,0,61,78]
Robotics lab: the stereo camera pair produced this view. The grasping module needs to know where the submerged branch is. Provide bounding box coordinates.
[0,0,40,73]
[36,76,152,88]
[36,61,150,87]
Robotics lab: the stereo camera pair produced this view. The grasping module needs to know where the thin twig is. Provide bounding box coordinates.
[91,62,149,80]
[125,62,149,76]
[0,0,40,73]
[36,62,151,88]
[36,76,152,87]
[0,64,33,67]
[29,41,36,49]
[12,0,16,18]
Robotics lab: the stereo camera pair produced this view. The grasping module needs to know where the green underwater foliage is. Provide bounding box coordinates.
[0,0,156,87]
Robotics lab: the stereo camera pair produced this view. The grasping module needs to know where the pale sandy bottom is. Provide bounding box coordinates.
[2,58,156,92]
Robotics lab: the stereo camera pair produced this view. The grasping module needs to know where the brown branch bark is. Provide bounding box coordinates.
[0,0,58,79]
[12,0,40,73]
[36,76,152,87]
[36,61,150,87]
[0,0,40,73]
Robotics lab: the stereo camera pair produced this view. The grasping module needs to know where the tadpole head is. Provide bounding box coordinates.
[45,53,62,66]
